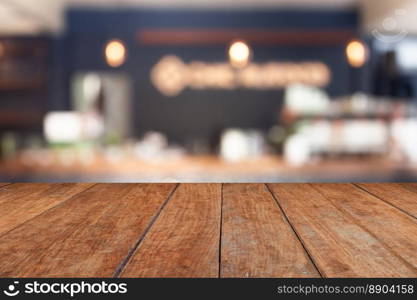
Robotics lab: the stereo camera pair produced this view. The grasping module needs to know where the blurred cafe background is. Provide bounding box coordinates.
[1,0,417,182]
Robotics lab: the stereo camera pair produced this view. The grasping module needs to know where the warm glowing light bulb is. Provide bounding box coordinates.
[105,40,126,67]
[229,40,251,68]
[346,40,368,68]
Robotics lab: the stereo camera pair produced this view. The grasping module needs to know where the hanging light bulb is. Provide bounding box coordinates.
[228,40,251,68]
[346,39,368,68]
[105,39,126,67]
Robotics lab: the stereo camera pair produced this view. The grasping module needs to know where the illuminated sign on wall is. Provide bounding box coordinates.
[151,55,331,96]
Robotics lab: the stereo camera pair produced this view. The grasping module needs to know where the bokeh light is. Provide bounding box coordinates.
[346,39,368,68]
[105,39,126,67]
[228,40,251,68]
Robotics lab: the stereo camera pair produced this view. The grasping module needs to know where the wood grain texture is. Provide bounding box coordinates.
[0,183,94,236]
[0,183,176,277]
[356,183,417,218]
[121,184,222,278]
[312,183,417,271]
[268,183,417,277]
[221,184,320,278]
[0,183,415,278]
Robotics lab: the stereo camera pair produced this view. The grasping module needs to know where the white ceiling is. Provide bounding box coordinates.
[66,0,358,8]
[361,0,417,35]
[0,0,360,34]
[2,0,416,36]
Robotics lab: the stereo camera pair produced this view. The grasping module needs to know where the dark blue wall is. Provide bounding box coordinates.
[54,8,360,144]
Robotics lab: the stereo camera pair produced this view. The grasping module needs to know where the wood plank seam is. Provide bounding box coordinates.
[218,183,224,278]
[0,184,178,277]
[265,184,324,278]
[120,184,221,277]
[310,184,417,272]
[353,183,417,220]
[0,183,98,240]
[268,184,417,277]
[113,183,180,278]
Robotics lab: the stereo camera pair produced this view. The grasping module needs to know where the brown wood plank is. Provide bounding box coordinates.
[0,183,9,187]
[0,183,94,236]
[312,183,417,271]
[0,183,176,277]
[221,184,320,278]
[268,183,417,277]
[121,184,222,278]
[356,183,417,218]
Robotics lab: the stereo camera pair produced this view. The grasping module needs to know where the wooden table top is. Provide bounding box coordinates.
[0,183,416,278]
